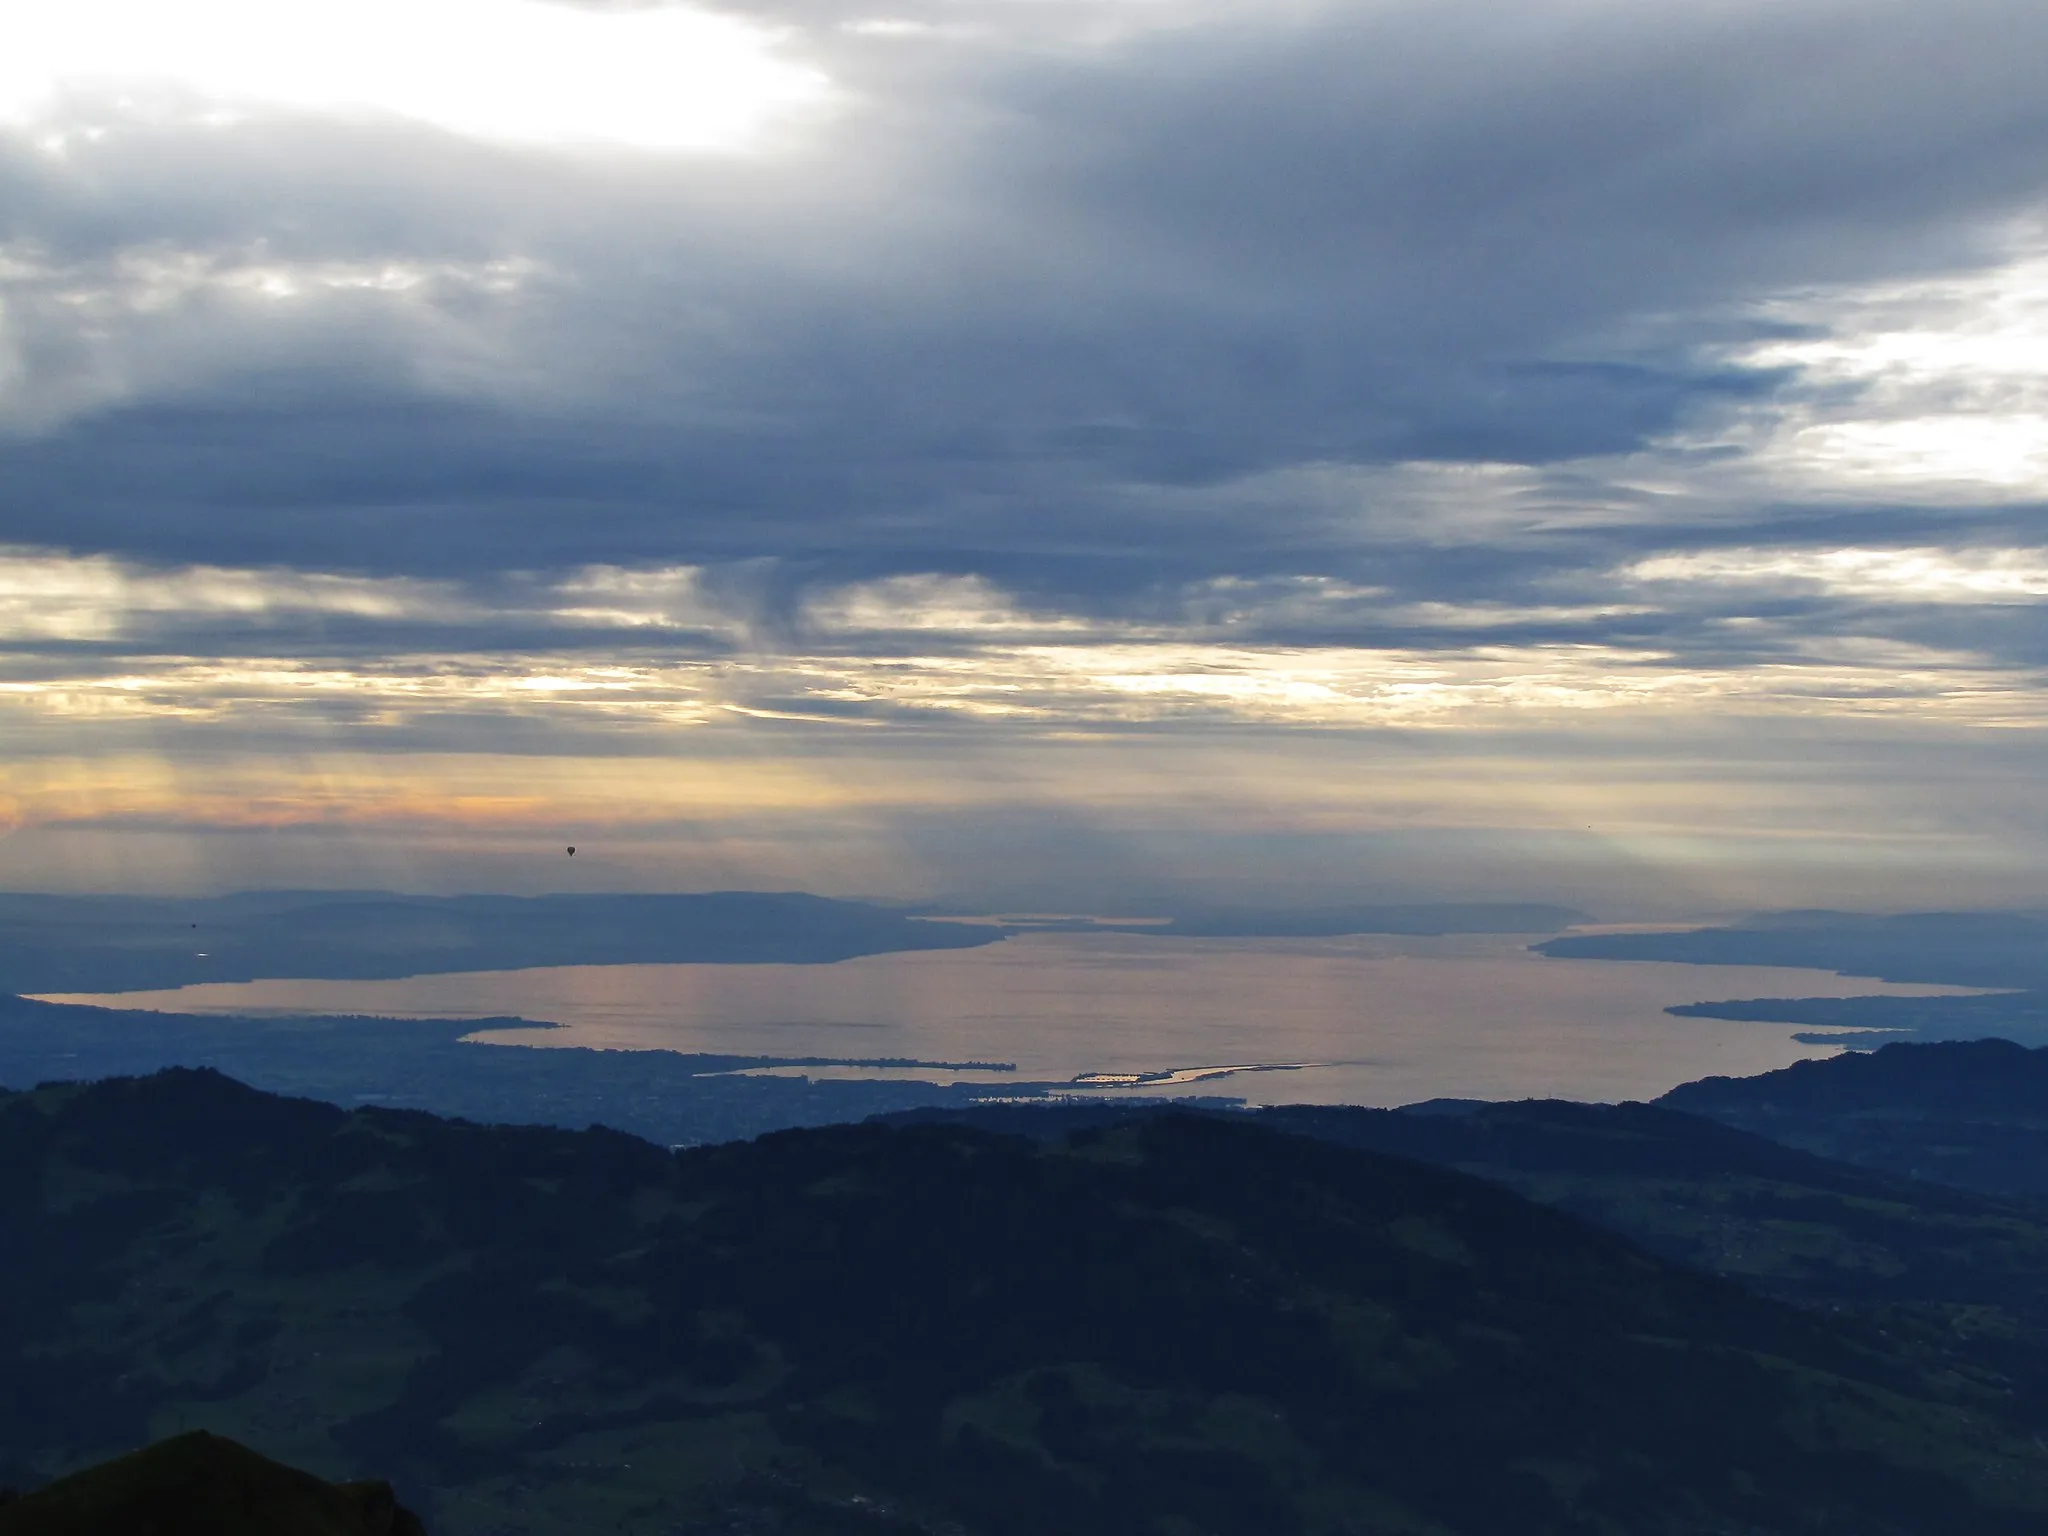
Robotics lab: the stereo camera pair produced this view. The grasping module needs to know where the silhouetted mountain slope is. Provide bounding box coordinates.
[5,1070,2048,1534]
[1251,1097,2048,1431]
[0,1431,424,1536]
[1256,1099,2048,1304]
[1667,1038,2048,1118]
[891,1097,2048,1413]
[1662,1038,2048,1200]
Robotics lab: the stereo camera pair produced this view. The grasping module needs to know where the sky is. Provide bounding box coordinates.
[4,0,2048,913]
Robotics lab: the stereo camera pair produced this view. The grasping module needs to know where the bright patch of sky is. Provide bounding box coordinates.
[1627,547,2048,604]
[6,0,2048,906]
[1690,229,2048,499]
[0,0,828,150]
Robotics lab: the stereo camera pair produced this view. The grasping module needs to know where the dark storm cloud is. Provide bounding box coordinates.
[5,0,2048,660]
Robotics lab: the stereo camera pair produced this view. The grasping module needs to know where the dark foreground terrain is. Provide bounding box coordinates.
[8,1070,2048,1535]
[913,1078,2048,1437]
[1663,1037,2048,1198]
[0,1432,423,1536]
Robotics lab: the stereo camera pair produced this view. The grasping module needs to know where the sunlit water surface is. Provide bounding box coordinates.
[44,932,1983,1106]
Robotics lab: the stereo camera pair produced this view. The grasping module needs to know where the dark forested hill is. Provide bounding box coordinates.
[893,1095,2048,1426]
[1661,1038,2048,1199]
[0,1431,424,1536]
[897,1095,2048,1302]
[6,1070,2048,1535]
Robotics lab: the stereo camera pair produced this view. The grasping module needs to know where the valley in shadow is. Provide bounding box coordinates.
[9,1066,2048,1535]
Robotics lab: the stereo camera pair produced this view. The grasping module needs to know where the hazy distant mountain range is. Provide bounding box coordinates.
[1539,910,2048,989]
[1541,911,2048,1047]
[0,891,1001,995]
[0,890,1585,995]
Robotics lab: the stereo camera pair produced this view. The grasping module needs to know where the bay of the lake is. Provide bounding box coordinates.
[43,930,1984,1106]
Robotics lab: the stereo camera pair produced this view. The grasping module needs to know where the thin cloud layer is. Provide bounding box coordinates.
[3,0,2048,904]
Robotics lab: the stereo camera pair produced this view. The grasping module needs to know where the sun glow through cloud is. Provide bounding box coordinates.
[0,0,830,150]
[1704,232,2048,499]
[1628,547,2048,603]
[9,0,2048,911]
[2,549,2043,737]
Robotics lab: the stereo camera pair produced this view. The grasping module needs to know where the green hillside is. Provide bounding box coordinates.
[6,1070,2048,1534]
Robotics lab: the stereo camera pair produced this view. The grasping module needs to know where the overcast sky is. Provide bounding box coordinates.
[4,0,2048,911]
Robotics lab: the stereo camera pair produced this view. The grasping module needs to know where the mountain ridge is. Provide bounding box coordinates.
[6,1067,2048,1533]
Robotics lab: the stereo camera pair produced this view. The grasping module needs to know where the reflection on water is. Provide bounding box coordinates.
[43,932,1981,1106]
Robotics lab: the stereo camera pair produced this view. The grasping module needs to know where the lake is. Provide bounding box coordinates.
[40,930,1982,1106]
